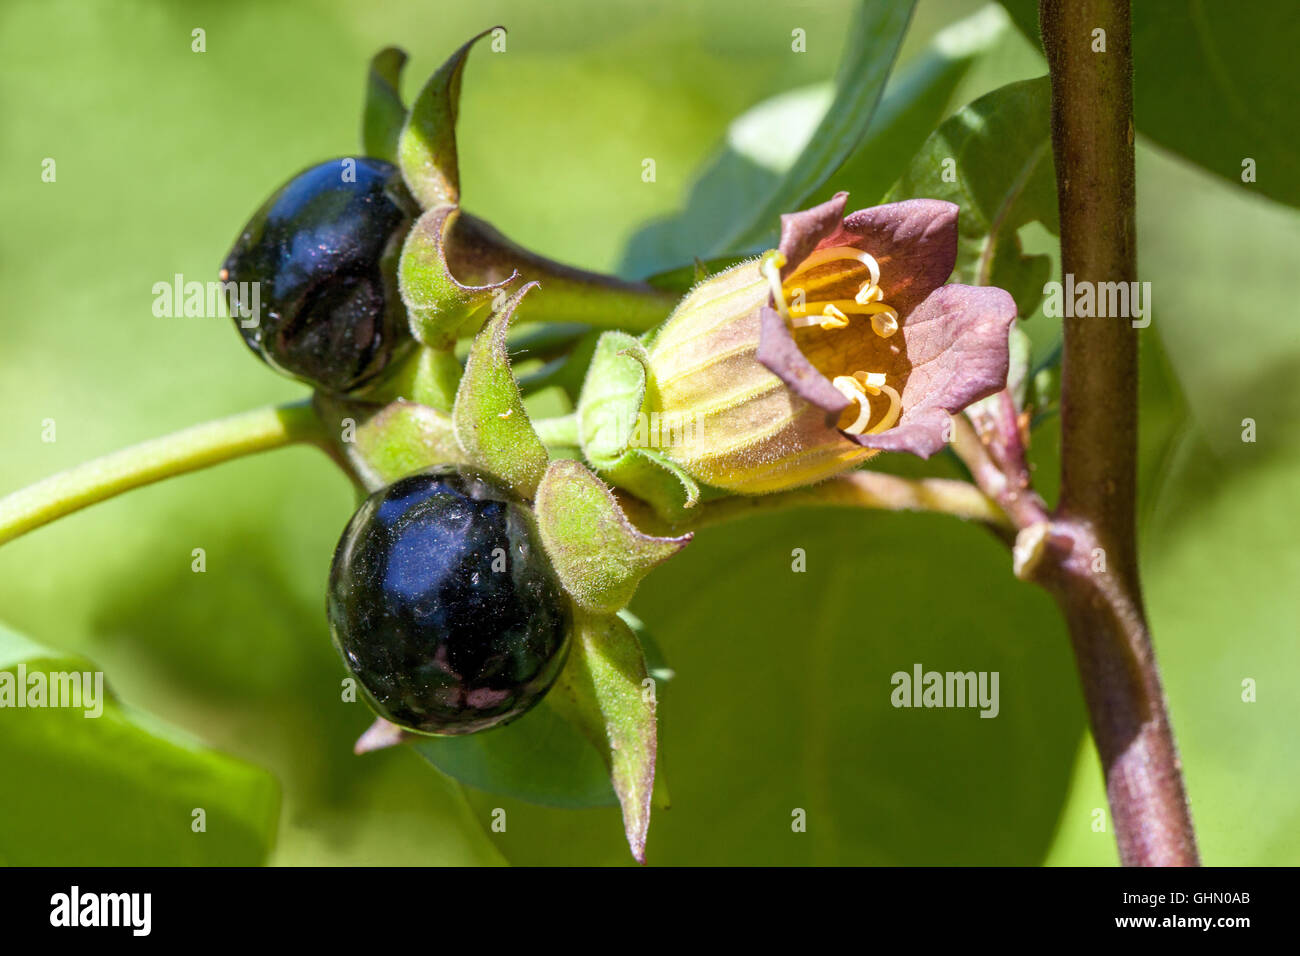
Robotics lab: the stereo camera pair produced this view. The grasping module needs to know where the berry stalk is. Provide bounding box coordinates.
[0,401,329,547]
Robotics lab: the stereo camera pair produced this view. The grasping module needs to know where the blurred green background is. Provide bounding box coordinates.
[1,0,1296,865]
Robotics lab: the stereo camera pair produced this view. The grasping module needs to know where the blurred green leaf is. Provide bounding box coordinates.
[815,3,1012,207]
[1134,146,1300,455]
[625,2,1018,276]
[885,76,1057,318]
[414,695,618,809]
[0,623,279,865]
[1000,0,1300,209]
[624,0,920,277]
[464,501,1084,865]
[716,0,915,253]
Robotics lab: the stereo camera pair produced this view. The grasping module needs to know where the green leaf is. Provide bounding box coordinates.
[397,27,498,208]
[885,76,1057,319]
[546,610,658,863]
[1132,144,1300,454]
[535,459,691,613]
[362,46,408,162]
[814,3,1012,207]
[1001,0,1300,209]
[716,0,915,253]
[413,697,618,810]
[453,282,550,499]
[0,624,279,865]
[624,1,930,275]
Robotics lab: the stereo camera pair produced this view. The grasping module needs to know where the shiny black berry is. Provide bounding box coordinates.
[328,466,571,735]
[222,157,418,393]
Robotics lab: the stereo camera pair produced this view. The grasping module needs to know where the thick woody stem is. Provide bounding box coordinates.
[1036,0,1199,866]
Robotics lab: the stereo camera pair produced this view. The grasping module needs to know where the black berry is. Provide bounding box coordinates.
[222,157,418,393]
[327,466,571,735]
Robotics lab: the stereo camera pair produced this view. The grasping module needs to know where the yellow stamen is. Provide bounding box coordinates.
[855,283,883,305]
[831,371,901,436]
[832,375,874,434]
[796,299,899,339]
[819,303,849,329]
[801,299,894,316]
[774,246,903,422]
[790,246,881,291]
[854,371,887,391]
[868,384,902,434]
[870,309,899,338]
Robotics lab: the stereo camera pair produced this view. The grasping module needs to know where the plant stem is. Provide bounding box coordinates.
[626,471,1012,535]
[361,346,463,412]
[1030,0,1197,865]
[951,412,1049,533]
[450,212,678,333]
[0,401,328,547]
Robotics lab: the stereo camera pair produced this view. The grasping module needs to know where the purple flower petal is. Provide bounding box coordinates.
[827,199,959,318]
[852,284,1017,457]
[758,194,1012,462]
[756,304,850,422]
[776,192,850,281]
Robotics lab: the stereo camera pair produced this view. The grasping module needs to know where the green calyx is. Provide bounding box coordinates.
[315,276,683,861]
[576,331,700,521]
[546,609,659,864]
[535,460,690,614]
[451,283,550,499]
[369,28,672,348]
[341,32,704,861]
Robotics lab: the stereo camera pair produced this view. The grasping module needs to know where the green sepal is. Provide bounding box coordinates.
[596,448,699,523]
[546,608,658,863]
[577,331,650,461]
[535,459,690,614]
[397,27,499,209]
[617,609,672,811]
[362,46,408,162]
[577,331,700,519]
[399,205,519,349]
[314,394,466,491]
[452,282,549,499]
